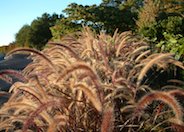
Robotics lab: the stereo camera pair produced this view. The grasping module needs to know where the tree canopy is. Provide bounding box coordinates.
[15,24,31,47]
[63,0,139,33]
[13,0,184,53]
[15,13,63,50]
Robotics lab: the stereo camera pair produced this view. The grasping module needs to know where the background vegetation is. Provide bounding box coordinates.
[1,0,183,59]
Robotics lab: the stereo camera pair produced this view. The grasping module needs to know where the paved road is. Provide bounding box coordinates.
[0,54,32,105]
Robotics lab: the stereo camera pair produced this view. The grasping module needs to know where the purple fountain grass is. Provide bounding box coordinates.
[0,69,27,83]
[6,47,57,73]
[56,62,103,100]
[0,27,183,131]
[134,91,183,121]
[22,98,69,132]
[101,107,114,132]
[74,83,102,112]
[47,42,81,60]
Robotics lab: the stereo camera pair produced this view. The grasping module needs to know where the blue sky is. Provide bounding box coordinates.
[0,0,101,46]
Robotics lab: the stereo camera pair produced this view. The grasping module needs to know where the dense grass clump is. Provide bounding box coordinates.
[0,27,184,131]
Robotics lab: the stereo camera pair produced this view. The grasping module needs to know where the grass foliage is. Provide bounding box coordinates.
[0,27,184,131]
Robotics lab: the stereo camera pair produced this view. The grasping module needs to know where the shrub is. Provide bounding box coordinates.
[156,33,184,60]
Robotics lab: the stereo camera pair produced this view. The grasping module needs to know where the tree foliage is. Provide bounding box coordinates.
[135,0,184,61]
[157,33,184,60]
[50,18,82,41]
[15,13,63,50]
[15,25,31,47]
[10,0,184,57]
[52,0,141,38]
[15,0,144,48]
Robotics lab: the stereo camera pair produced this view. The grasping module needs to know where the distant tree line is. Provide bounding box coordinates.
[0,42,17,54]
[15,13,63,50]
[2,0,184,56]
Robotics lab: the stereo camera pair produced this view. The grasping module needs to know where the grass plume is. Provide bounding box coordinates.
[0,27,183,131]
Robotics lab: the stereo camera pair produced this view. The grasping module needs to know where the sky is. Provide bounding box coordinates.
[0,0,101,46]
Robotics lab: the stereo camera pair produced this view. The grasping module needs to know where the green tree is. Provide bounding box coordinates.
[50,18,82,41]
[61,1,141,34]
[28,13,63,50]
[15,24,31,47]
[15,13,63,50]
[51,0,145,39]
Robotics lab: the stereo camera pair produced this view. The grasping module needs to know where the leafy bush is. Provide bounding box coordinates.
[156,33,184,60]
[137,15,184,64]
[159,16,184,35]
[138,15,184,39]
